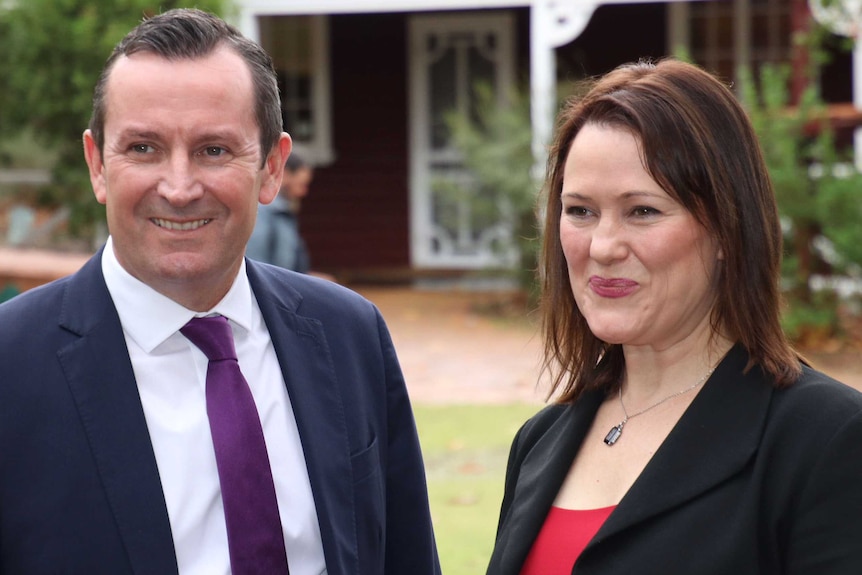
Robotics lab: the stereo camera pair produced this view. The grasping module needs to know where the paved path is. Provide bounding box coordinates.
[356,287,549,405]
[357,286,862,404]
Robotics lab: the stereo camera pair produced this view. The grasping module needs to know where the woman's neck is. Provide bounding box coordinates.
[620,332,734,403]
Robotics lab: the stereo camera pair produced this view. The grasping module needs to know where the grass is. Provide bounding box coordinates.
[413,403,542,575]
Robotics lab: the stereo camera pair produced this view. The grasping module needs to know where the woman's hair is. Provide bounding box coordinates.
[540,58,801,403]
[89,8,283,168]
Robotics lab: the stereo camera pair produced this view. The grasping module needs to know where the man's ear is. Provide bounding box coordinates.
[83,130,108,205]
[259,133,292,205]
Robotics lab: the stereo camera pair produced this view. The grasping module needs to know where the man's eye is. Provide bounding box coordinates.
[204,146,226,157]
[131,144,154,153]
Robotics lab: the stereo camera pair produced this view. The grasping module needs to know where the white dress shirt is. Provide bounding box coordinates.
[101,237,327,575]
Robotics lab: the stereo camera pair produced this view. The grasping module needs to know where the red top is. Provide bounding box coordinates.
[520,505,616,575]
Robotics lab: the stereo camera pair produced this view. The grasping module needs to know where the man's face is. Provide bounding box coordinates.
[83,46,290,310]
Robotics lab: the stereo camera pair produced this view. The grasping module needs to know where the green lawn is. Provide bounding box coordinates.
[413,403,541,575]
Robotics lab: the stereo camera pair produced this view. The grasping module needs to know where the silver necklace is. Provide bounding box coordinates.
[603,368,714,446]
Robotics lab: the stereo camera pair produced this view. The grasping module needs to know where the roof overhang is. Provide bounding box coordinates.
[236,0,699,167]
[237,0,670,16]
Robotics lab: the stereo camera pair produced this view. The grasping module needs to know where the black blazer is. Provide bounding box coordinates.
[0,251,440,575]
[487,345,862,574]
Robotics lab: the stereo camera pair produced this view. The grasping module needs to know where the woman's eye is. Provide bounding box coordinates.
[632,206,660,217]
[565,205,591,217]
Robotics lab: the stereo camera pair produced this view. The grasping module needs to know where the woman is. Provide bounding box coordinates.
[486,59,862,574]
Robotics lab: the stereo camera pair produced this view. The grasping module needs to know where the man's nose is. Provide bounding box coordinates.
[156,154,204,205]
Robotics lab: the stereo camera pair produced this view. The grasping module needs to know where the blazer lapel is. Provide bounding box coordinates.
[496,392,605,574]
[57,254,178,575]
[247,263,356,575]
[590,345,772,548]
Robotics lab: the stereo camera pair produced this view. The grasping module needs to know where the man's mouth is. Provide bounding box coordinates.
[151,218,212,231]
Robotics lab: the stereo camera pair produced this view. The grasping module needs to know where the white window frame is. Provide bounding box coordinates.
[237,11,334,165]
[408,11,516,269]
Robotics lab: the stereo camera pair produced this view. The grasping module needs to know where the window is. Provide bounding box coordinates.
[671,0,792,84]
[257,15,333,164]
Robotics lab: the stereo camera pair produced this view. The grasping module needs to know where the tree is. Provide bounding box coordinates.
[741,61,862,342]
[0,0,230,239]
[443,83,541,303]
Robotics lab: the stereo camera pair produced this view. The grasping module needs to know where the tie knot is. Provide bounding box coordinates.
[180,316,238,361]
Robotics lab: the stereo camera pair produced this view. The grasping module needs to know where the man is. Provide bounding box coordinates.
[246,154,314,273]
[0,9,440,575]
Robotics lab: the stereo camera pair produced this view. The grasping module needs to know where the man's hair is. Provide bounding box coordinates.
[88,8,282,166]
[539,58,801,403]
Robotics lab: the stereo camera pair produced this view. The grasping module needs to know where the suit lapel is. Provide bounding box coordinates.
[590,345,772,547]
[57,254,178,575]
[247,263,356,574]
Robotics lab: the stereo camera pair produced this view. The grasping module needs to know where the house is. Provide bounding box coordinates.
[233,0,854,283]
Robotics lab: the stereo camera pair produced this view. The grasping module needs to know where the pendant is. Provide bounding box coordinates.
[604,423,624,446]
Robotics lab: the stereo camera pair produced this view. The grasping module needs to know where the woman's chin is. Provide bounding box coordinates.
[586,320,639,346]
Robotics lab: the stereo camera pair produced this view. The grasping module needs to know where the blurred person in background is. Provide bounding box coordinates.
[486,58,862,575]
[247,153,313,274]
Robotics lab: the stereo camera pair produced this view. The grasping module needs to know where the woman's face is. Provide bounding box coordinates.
[559,123,722,350]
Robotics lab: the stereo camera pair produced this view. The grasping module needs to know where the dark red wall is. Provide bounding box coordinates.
[557,3,668,80]
[300,13,411,275]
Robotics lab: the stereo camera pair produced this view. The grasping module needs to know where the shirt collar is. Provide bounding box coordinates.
[101,236,254,353]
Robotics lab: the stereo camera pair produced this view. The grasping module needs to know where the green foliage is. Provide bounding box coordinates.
[740,61,862,340]
[740,64,822,225]
[443,83,541,300]
[0,0,230,237]
[413,403,540,575]
[781,293,839,342]
[0,283,21,303]
[816,164,862,266]
[0,128,58,170]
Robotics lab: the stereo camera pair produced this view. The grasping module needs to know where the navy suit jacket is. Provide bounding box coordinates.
[0,251,440,575]
[487,345,862,574]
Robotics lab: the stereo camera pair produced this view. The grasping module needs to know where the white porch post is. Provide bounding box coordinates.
[854,42,862,171]
[529,0,597,173]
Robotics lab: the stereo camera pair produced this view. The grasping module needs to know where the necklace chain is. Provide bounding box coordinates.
[603,367,714,446]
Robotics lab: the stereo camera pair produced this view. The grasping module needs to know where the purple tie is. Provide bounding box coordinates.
[181,316,289,575]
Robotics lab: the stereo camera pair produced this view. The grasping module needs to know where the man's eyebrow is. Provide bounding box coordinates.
[113,128,247,145]
[115,128,161,142]
[191,130,246,144]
